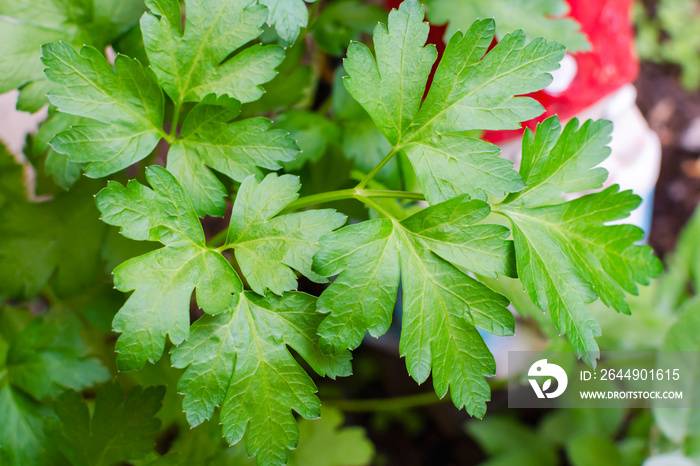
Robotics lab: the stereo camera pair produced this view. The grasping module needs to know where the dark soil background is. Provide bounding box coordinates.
[639,62,700,256]
[315,60,700,465]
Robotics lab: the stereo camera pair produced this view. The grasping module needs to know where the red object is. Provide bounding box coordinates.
[385,0,639,143]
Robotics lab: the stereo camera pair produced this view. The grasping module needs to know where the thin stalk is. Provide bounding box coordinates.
[207,228,229,249]
[284,189,358,212]
[355,148,399,189]
[489,205,514,219]
[307,0,322,27]
[324,377,510,413]
[316,95,333,116]
[157,128,171,142]
[168,102,182,142]
[209,190,423,248]
[358,196,395,220]
[363,190,425,201]
[283,189,424,212]
[214,244,235,253]
[324,392,446,412]
[40,285,61,307]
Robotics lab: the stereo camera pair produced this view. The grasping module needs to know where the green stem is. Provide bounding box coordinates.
[209,189,424,248]
[214,244,235,253]
[363,190,425,201]
[324,392,447,412]
[168,102,182,142]
[207,228,229,248]
[489,207,511,219]
[307,0,322,26]
[40,285,61,307]
[359,196,395,219]
[157,128,170,142]
[285,189,358,211]
[283,188,424,212]
[355,148,399,189]
[316,95,333,116]
[324,377,510,413]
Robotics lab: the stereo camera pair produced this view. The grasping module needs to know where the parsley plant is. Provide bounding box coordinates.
[0,0,662,464]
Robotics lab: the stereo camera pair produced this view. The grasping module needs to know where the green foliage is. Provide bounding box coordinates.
[0,307,110,465]
[290,407,375,465]
[315,195,515,417]
[44,382,165,466]
[0,0,664,464]
[259,0,312,44]
[0,142,25,207]
[0,0,145,112]
[653,298,700,444]
[567,435,623,466]
[225,174,346,295]
[343,3,563,203]
[312,0,387,57]
[96,166,242,370]
[0,177,107,299]
[172,292,350,465]
[30,110,86,190]
[140,0,283,105]
[139,405,373,466]
[275,111,341,170]
[425,0,590,52]
[495,117,662,365]
[43,42,164,178]
[468,409,633,466]
[42,0,298,216]
[331,70,397,188]
[96,167,348,463]
[467,417,558,465]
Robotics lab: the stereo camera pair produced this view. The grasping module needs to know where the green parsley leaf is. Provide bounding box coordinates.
[332,70,397,188]
[0,307,109,466]
[42,5,297,218]
[0,180,107,299]
[312,0,387,57]
[343,0,563,203]
[566,434,624,466]
[171,291,352,466]
[425,0,590,52]
[654,298,700,443]
[169,95,297,216]
[44,382,164,466]
[0,0,145,112]
[0,142,25,207]
[31,111,86,190]
[275,111,340,171]
[3,313,110,401]
[290,407,375,466]
[259,0,310,44]
[343,0,436,147]
[467,416,558,465]
[240,39,313,117]
[314,195,514,416]
[496,117,663,365]
[0,383,57,466]
[95,166,241,371]
[506,117,613,207]
[225,174,347,295]
[141,0,284,105]
[42,42,165,178]
[0,386,56,466]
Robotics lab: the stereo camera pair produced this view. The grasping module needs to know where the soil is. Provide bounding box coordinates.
[638,62,700,257]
